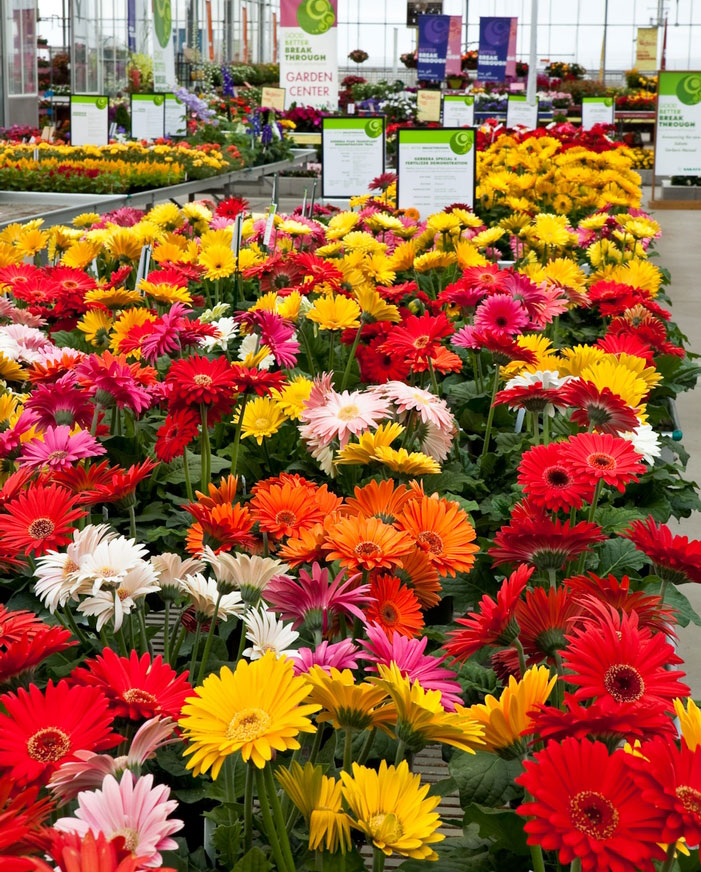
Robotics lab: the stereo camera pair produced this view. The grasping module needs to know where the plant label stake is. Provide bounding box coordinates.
[310,179,318,216]
[302,189,308,217]
[263,204,277,249]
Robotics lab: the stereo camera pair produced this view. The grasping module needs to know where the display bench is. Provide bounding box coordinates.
[0,149,316,230]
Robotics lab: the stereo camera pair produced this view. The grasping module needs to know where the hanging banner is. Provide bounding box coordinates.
[442,94,475,127]
[397,128,475,214]
[655,71,701,177]
[70,95,109,146]
[164,92,187,137]
[131,93,165,140]
[322,117,385,198]
[581,96,615,130]
[152,0,176,90]
[506,17,518,77]
[127,0,136,51]
[477,17,513,82]
[445,15,462,75]
[507,95,538,128]
[636,27,658,72]
[280,0,338,110]
[417,14,451,81]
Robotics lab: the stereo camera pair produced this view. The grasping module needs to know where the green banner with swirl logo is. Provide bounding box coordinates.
[656,71,701,177]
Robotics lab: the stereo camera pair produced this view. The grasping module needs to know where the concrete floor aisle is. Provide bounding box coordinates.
[648,197,701,692]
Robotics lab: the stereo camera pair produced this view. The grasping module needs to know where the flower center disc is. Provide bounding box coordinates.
[226,707,272,743]
[275,510,297,526]
[338,404,359,421]
[570,790,619,839]
[417,530,443,555]
[545,466,571,488]
[603,663,645,702]
[27,726,71,762]
[113,827,140,852]
[47,450,69,462]
[381,603,399,624]
[368,811,404,843]
[354,541,381,557]
[27,517,55,539]
[676,785,701,817]
[122,688,158,705]
[587,452,615,470]
[194,374,213,387]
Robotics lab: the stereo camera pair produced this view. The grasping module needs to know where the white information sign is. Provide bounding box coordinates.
[164,93,187,137]
[152,0,176,90]
[322,117,385,198]
[506,95,538,129]
[655,71,701,177]
[131,94,165,141]
[70,95,109,146]
[581,97,615,130]
[397,128,475,215]
[442,94,475,127]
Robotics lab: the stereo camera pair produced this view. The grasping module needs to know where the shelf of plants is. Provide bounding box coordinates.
[1,125,700,872]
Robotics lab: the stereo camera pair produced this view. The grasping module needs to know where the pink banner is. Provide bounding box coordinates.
[446,15,462,75]
[506,17,518,77]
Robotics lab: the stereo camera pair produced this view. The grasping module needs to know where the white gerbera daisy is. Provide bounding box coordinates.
[201,547,288,601]
[77,562,161,631]
[619,422,662,464]
[180,572,244,620]
[242,608,299,660]
[78,536,151,593]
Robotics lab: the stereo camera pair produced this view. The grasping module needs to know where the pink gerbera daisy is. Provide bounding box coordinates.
[473,294,530,335]
[236,309,299,367]
[20,425,106,471]
[372,381,455,430]
[24,372,94,429]
[292,639,360,675]
[75,352,152,414]
[300,382,390,448]
[55,771,183,866]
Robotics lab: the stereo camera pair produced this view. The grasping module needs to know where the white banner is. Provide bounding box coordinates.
[322,117,385,198]
[131,94,165,140]
[442,94,475,127]
[581,97,615,130]
[655,72,701,177]
[152,0,176,91]
[164,93,187,137]
[279,0,338,110]
[71,95,109,146]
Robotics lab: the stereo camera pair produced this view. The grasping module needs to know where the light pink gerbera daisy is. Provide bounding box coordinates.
[473,293,530,336]
[359,623,464,712]
[54,770,183,866]
[372,381,455,431]
[293,639,360,675]
[300,381,390,448]
[19,425,106,471]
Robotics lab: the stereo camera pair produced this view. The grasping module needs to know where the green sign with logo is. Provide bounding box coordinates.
[297,0,335,35]
[656,71,701,177]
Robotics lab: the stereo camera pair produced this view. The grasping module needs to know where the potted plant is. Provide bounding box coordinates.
[400,50,417,69]
[348,49,369,64]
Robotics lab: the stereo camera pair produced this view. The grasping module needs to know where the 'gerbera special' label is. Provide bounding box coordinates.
[397,128,476,215]
[655,71,701,177]
[280,0,338,110]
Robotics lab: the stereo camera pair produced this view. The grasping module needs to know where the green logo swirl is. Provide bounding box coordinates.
[297,0,335,35]
[95,96,108,110]
[464,96,474,106]
[603,97,613,107]
[153,0,172,48]
[449,130,472,155]
[153,94,165,107]
[676,74,701,106]
[364,118,382,138]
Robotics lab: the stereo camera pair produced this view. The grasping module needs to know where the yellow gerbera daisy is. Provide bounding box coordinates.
[305,666,392,733]
[335,422,406,465]
[84,287,142,308]
[580,358,650,409]
[15,228,49,258]
[277,762,353,854]
[272,376,313,420]
[179,652,320,777]
[455,241,488,269]
[413,251,456,272]
[147,203,184,229]
[464,666,556,757]
[340,760,444,860]
[104,229,143,262]
[354,286,400,323]
[77,309,114,346]
[470,227,505,248]
[307,295,361,331]
[277,218,313,236]
[674,698,701,751]
[372,446,440,476]
[72,212,101,228]
[326,211,361,240]
[239,396,286,444]
[110,308,157,355]
[0,353,26,383]
[61,241,102,270]
[557,344,606,378]
[139,281,192,305]
[533,213,572,247]
[389,240,419,271]
[198,244,236,280]
[426,212,461,234]
[611,259,663,296]
[152,240,198,264]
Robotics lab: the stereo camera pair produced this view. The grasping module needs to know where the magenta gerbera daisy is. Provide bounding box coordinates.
[473,293,530,335]
[19,425,106,471]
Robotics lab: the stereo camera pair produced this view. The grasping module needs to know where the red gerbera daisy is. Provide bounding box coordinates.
[71,648,192,722]
[32,830,144,872]
[52,461,113,500]
[517,443,594,511]
[24,373,94,430]
[44,266,95,296]
[453,326,539,366]
[460,264,506,294]
[515,586,581,661]
[490,500,606,571]
[356,337,411,384]
[494,381,568,414]
[166,355,237,422]
[230,365,287,397]
[215,196,249,219]
[438,277,488,311]
[627,737,701,848]
[0,681,120,786]
[560,432,645,492]
[83,459,156,505]
[154,408,200,462]
[74,351,152,414]
[624,516,701,586]
[379,312,454,367]
[290,252,344,291]
[0,484,86,557]
[445,564,532,661]
[517,738,665,872]
[365,574,424,639]
[561,380,640,435]
[563,607,688,707]
[565,572,676,635]
[597,331,655,366]
[0,605,75,684]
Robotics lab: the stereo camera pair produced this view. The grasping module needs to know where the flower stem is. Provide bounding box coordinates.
[357,727,377,765]
[243,761,254,852]
[196,590,223,684]
[659,844,676,872]
[162,601,171,662]
[480,366,501,459]
[170,620,187,665]
[372,847,386,872]
[188,618,203,684]
[529,843,546,872]
[230,394,249,475]
[182,446,194,502]
[393,740,406,766]
[264,763,295,872]
[340,324,363,391]
[256,766,292,872]
[128,504,137,540]
[137,603,153,656]
[199,404,211,492]
[513,637,528,677]
[542,411,550,445]
[343,728,354,772]
[427,357,440,396]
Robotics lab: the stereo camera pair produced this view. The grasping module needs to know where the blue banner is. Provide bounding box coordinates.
[417,14,450,81]
[127,0,136,51]
[477,16,511,82]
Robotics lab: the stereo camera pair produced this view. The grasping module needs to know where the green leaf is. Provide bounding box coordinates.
[663,584,701,628]
[396,836,491,872]
[462,804,529,855]
[593,505,644,535]
[213,821,243,869]
[444,493,479,514]
[232,845,270,872]
[594,538,646,576]
[449,750,523,807]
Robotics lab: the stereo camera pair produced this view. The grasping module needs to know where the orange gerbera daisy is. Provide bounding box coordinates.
[193,475,239,510]
[185,502,254,555]
[394,550,442,610]
[251,473,318,497]
[365,575,424,638]
[344,480,414,524]
[323,516,414,573]
[250,481,325,540]
[397,496,478,577]
[315,483,345,517]
[278,522,330,568]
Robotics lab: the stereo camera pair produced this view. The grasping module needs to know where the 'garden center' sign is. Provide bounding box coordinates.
[397,128,475,214]
[655,71,701,177]
[280,0,338,110]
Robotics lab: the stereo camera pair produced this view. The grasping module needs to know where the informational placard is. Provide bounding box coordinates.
[417,89,441,122]
[417,14,450,81]
[507,95,538,128]
[477,16,514,82]
[442,94,475,127]
[261,87,286,111]
[280,0,338,110]
[655,71,701,177]
[581,96,615,130]
[164,93,187,137]
[131,94,165,140]
[152,0,176,89]
[397,128,475,215]
[636,27,658,72]
[70,95,109,146]
[322,116,385,198]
